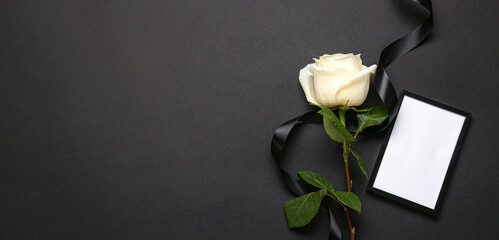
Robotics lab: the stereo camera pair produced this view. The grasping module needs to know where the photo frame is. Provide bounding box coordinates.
[367,90,471,215]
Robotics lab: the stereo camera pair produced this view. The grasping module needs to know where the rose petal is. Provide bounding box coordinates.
[298,63,319,105]
[335,64,377,106]
[310,65,352,107]
[314,53,362,74]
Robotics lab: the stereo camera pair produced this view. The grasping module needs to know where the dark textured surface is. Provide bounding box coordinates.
[0,0,497,239]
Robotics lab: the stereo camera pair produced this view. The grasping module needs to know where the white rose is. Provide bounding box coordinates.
[299,53,377,107]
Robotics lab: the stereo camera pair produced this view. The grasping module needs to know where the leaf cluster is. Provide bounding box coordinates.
[318,105,389,177]
[284,105,389,229]
[285,171,361,228]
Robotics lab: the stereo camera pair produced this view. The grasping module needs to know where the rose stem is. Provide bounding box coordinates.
[338,109,355,240]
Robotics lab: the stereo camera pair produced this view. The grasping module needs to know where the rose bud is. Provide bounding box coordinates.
[299,53,377,107]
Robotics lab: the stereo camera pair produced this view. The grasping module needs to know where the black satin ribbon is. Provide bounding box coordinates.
[271,111,342,240]
[373,0,433,130]
[271,0,433,239]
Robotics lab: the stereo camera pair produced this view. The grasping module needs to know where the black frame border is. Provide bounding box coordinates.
[366,90,472,216]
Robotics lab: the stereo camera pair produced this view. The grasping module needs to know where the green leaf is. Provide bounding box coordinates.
[350,149,367,177]
[322,115,344,143]
[285,189,326,228]
[333,191,361,213]
[298,171,334,193]
[318,108,355,143]
[356,105,389,133]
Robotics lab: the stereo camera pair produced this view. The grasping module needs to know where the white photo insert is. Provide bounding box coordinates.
[372,96,466,210]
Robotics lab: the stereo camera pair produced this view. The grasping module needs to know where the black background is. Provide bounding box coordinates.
[1,0,498,239]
